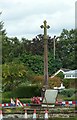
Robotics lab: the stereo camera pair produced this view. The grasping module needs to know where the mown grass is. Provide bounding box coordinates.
[33,117,77,120]
[37,118,77,120]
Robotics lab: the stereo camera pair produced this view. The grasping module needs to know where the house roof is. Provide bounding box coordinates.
[51,68,77,78]
[64,70,77,76]
[51,69,64,78]
[61,68,71,72]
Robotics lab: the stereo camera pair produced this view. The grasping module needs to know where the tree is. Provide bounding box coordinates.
[56,29,76,69]
[49,76,61,88]
[0,12,6,37]
[2,62,33,91]
[20,54,44,75]
[48,53,62,76]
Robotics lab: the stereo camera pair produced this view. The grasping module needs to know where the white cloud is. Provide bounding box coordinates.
[0,0,76,39]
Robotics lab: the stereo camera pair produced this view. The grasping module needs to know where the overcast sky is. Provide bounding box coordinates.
[0,0,76,40]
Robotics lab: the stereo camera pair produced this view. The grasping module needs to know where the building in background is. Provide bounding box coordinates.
[64,70,77,79]
[51,68,77,79]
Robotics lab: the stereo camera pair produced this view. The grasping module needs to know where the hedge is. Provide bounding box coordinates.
[59,88,75,97]
[3,85,41,99]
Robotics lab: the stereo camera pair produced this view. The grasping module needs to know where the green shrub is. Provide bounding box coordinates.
[60,88,75,97]
[2,98,11,103]
[13,85,41,98]
[3,85,41,99]
[2,91,14,98]
[63,79,76,88]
